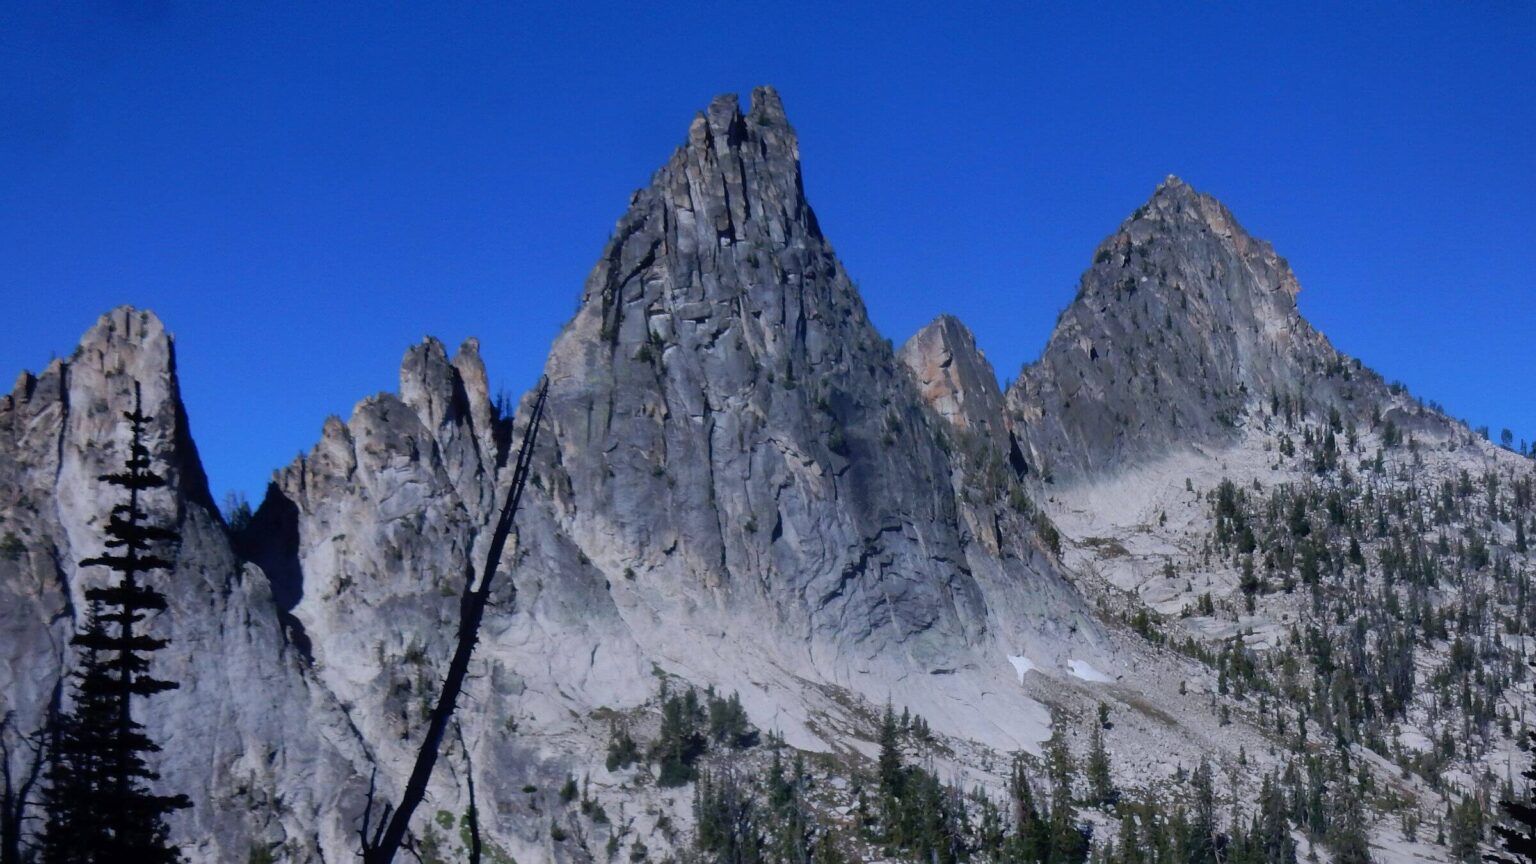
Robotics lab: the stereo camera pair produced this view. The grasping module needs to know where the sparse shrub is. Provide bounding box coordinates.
[0,532,22,561]
[606,723,640,771]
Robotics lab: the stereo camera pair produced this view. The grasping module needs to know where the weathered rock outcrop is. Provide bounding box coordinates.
[268,86,1099,732]
[899,314,1009,443]
[242,331,653,862]
[0,308,365,862]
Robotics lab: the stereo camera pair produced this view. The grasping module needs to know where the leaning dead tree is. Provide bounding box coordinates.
[361,378,549,864]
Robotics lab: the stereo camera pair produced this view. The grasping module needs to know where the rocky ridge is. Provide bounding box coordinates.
[0,90,1526,863]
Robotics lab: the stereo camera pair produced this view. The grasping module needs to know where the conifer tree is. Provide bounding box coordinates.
[654,685,706,788]
[1186,759,1220,864]
[1489,673,1536,864]
[1045,727,1089,864]
[40,605,118,861]
[1448,793,1486,864]
[693,768,764,863]
[765,750,811,863]
[706,689,758,750]
[877,702,905,842]
[1086,724,1116,808]
[1326,780,1373,864]
[1114,810,1141,864]
[40,383,189,863]
[1008,754,1048,862]
[1255,775,1298,864]
[1490,752,1536,862]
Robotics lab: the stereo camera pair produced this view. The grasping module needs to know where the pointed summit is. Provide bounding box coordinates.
[746,85,788,125]
[1006,179,1383,481]
[548,85,864,397]
[899,315,1007,442]
[541,84,959,596]
[527,85,1092,706]
[1147,173,1211,205]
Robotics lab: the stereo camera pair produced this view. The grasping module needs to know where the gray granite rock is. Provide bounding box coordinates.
[0,308,367,862]
[231,87,1107,858]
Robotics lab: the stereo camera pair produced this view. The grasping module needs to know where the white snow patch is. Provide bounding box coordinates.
[1068,659,1113,683]
[1007,655,1037,683]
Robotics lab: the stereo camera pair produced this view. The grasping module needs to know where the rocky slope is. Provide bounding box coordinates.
[995,177,1536,860]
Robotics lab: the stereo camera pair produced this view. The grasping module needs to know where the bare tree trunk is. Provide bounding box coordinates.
[0,682,56,864]
[362,379,548,864]
[457,722,481,864]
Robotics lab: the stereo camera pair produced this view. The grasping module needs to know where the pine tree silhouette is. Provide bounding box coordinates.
[40,604,118,861]
[40,382,190,864]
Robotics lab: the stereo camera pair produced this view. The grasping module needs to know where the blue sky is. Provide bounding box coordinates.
[2,2,1532,505]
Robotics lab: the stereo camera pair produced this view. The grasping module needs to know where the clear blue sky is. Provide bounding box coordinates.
[3,2,1532,505]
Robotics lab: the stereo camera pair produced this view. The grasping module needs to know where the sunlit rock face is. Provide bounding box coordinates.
[0,307,364,863]
[899,314,1009,443]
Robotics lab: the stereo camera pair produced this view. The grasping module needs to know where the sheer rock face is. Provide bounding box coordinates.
[244,332,653,862]
[544,87,987,670]
[898,315,1034,560]
[0,308,364,863]
[1005,177,1391,483]
[530,87,1103,709]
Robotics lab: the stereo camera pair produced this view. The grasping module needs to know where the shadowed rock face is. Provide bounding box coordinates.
[1005,177,1390,484]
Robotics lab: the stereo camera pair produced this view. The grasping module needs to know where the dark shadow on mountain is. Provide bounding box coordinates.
[237,483,313,660]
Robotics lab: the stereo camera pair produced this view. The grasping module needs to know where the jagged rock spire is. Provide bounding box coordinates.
[557,85,834,391]
[899,314,1008,443]
[1,306,364,861]
[529,86,1100,734]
